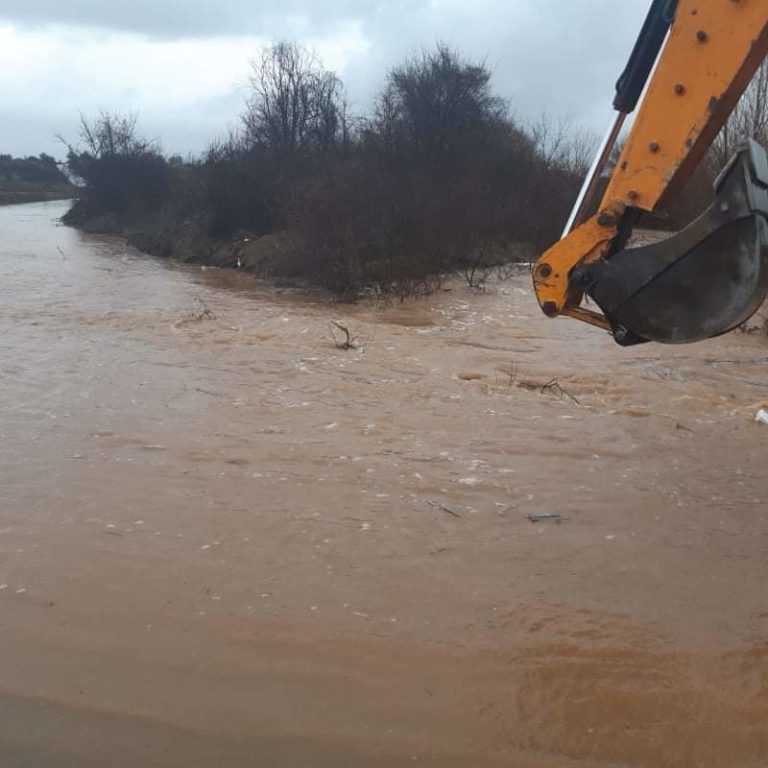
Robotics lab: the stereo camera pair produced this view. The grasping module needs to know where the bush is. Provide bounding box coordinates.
[202,137,278,238]
[63,111,169,221]
[286,45,589,293]
[64,44,596,296]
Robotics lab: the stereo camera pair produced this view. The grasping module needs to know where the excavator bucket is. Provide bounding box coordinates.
[576,140,768,345]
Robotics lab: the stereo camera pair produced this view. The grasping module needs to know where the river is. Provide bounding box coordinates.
[1,200,767,766]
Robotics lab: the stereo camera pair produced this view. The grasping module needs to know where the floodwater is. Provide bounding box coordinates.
[1,200,767,767]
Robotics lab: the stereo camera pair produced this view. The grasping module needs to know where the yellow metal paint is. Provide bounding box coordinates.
[533,0,768,324]
[532,210,618,313]
[604,0,768,212]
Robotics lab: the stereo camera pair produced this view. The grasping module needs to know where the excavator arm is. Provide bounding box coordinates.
[533,0,768,345]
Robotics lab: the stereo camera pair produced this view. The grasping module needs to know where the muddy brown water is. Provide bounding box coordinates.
[1,201,767,767]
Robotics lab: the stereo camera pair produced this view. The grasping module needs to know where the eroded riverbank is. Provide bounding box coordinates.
[1,201,767,766]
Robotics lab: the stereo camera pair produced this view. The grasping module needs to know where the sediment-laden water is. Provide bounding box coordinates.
[1,201,766,766]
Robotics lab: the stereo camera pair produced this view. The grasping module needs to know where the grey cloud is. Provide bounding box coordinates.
[0,1,652,156]
[338,2,649,131]
[0,0,364,37]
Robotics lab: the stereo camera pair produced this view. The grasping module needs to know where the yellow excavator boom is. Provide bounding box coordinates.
[533,0,768,345]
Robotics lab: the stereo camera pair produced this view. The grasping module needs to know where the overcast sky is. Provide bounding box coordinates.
[0,1,650,159]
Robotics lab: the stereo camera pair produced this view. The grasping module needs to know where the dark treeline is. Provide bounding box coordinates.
[0,153,66,183]
[0,153,75,205]
[63,42,598,294]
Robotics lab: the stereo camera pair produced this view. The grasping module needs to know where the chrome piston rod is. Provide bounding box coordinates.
[562,111,626,238]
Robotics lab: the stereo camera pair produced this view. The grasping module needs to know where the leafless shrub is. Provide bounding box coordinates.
[330,320,359,349]
[463,264,489,290]
[505,360,519,387]
[495,262,524,281]
[462,242,494,290]
[194,297,217,321]
[517,377,579,404]
[529,113,598,176]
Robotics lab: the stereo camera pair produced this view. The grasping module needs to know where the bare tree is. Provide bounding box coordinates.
[65,110,158,159]
[242,41,347,158]
[529,113,598,176]
[711,60,768,170]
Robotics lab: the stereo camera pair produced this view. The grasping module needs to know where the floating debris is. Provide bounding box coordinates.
[517,378,580,404]
[527,513,565,524]
[427,500,462,518]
